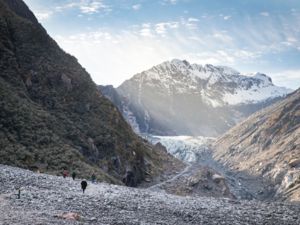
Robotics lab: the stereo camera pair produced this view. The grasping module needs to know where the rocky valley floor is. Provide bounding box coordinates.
[1,165,300,225]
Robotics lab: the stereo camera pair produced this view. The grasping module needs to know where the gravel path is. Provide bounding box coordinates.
[148,163,192,191]
[0,165,300,225]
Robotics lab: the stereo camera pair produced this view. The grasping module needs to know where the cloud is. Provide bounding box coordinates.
[212,31,234,45]
[139,23,154,37]
[180,18,199,30]
[140,28,153,37]
[162,0,178,5]
[272,70,300,89]
[260,12,270,17]
[55,0,110,14]
[132,4,141,11]
[188,18,199,22]
[223,16,231,20]
[155,22,179,35]
[35,11,53,21]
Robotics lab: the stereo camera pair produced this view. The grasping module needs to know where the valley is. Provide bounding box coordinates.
[0,0,299,224]
[1,164,300,225]
[145,135,274,201]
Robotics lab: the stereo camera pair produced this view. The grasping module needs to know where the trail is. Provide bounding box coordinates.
[148,163,192,191]
[1,164,300,225]
[147,146,267,200]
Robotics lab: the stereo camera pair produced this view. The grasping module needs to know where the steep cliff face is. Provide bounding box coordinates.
[100,59,290,137]
[213,89,300,201]
[0,0,171,186]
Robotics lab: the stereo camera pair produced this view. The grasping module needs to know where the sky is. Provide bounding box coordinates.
[23,0,300,89]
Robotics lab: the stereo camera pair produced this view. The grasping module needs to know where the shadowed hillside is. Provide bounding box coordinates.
[0,0,180,185]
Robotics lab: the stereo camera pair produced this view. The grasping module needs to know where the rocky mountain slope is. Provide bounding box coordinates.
[1,165,300,225]
[213,89,300,202]
[0,0,179,186]
[100,59,291,136]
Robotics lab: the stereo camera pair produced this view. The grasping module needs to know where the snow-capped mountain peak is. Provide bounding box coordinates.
[251,72,273,86]
[136,59,291,106]
[101,59,292,136]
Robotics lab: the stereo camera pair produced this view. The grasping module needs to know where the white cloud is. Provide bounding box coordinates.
[55,0,110,14]
[140,28,154,37]
[180,18,199,30]
[223,16,231,20]
[155,24,167,35]
[162,0,178,5]
[188,18,199,22]
[132,4,141,11]
[260,12,270,17]
[139,23,154,37]
[272,70,300,89]
[35,11,53,21]
[155,22,179,35]
[212,31,233,45]
[182,51,234,65]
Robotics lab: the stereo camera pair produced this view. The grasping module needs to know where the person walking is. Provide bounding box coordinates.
[91,173,96,183]
[81,180,88,194]
[63,169,68,178]
[72,172,76,180]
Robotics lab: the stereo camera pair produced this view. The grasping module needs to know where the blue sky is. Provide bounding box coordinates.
[23,0,300,89]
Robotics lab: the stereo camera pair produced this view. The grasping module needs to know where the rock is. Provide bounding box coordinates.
[289,159,300,168]
[2,164,300,224]
[57,212,80,221]
[61,74,72,90]
[25,76,32,87]
[212,174,225,183]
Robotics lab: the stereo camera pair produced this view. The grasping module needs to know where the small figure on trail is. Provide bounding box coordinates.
[72,172,76,180]
[81,180,88,193]
[63,169,68,178]
[16,187,21,199]
[91,173,96,183]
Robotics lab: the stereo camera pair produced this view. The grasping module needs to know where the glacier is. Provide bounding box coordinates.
[145,135,215,162]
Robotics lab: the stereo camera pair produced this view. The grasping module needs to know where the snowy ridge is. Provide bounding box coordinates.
[145,135,215,162]
[135,59,292,107]
[107,59,292,136]
[223,84,289,105]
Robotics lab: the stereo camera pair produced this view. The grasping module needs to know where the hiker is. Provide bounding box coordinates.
[63,169,68,178]
[91,173,96,183]
[81,180,88,193]
[72,172,76,180]
[16,187,21,199]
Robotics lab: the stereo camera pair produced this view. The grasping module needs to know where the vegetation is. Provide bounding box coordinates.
[0,0,166,185]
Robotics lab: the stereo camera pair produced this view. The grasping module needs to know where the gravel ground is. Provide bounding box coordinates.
[0,165,300,225]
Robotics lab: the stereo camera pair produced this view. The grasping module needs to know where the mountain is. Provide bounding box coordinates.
[213,89,300,202]
[100,59,291,136]
[0,0,180,186]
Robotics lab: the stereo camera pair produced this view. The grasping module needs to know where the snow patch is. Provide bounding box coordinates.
[223,85,291,105]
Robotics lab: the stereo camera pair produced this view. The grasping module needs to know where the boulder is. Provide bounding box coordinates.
[212,174,225,183]
[57,212,80,221]
[289,159,300,168]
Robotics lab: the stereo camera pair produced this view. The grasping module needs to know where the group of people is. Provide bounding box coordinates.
[62,169,97,193]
